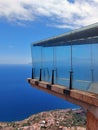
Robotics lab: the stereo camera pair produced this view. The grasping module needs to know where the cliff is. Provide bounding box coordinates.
[0,108,86,130]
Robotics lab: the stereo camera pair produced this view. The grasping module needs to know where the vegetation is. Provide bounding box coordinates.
[59,111,86,127]
[21,121,31,127]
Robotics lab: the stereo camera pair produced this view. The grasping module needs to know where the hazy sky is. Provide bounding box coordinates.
[0,0,98,64]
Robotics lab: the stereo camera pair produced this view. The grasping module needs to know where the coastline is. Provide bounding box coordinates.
[0,108,86,130]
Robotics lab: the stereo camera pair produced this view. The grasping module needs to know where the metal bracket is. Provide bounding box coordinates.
[47,84,51,90]
[63,89,70,95]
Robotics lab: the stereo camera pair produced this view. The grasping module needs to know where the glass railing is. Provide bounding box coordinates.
[72,44,98,94]
[87,44,98,94]
[72,44,91,91]
[54,46,70,87]
[41,47,53,83]
[31,44,98,94]
[31,46,41,80]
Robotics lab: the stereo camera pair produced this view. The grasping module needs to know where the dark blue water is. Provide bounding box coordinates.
[0,65,79,122]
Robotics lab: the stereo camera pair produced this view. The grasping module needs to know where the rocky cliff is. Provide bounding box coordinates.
[0,108,86,130]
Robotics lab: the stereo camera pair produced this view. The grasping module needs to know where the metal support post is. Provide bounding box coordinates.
[69,36,73,89]
[39,68,42,81]
[51,69,54,84]
[32,68,34,79]
[69,71,73,89]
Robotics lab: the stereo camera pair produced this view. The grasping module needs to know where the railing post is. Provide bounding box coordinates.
[51,69,54,84]
[39,68,42,81]
[69,71,73,89]
[69,34,73,90]
[32,68,34,79]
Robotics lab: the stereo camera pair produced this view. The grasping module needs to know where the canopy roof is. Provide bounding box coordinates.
[33,23,98,47]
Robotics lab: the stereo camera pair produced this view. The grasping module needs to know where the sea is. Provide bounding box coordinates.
[0,65,79,122]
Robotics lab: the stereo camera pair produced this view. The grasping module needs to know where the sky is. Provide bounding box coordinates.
[0,0,98,64]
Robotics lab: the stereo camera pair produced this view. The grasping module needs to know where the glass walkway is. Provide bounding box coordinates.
[31,23,98,94]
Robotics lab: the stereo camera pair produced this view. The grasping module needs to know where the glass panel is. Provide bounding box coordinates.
[42,47,53,83]
[31,43,98,95]
[54,46,70,87]
[88,43,98,94]
[31,46,41,80]
[73,44,91,91]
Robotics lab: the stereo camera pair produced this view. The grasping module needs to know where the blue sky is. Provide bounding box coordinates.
[0,19,70,64]
[0,0,98,64]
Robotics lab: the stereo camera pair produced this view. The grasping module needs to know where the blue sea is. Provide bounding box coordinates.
[0,65,79,122]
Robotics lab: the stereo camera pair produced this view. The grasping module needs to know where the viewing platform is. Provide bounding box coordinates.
[28,23,98,130]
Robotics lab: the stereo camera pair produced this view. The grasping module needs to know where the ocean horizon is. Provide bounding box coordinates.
[0,64,79,122]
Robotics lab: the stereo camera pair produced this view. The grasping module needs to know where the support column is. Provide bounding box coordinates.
[32,68,34,79]
[39,68,42,81]
[69,71,73,89]
[69,37,73,89]
[51,47,55,85]
[86,106,98,130]
[39,47,43,81]
[51,69,54,84]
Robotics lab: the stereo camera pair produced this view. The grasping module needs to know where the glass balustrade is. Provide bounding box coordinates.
[72,44,91,91]
[31,43,98,94]
[31,46,41,80]
[41,47,53,83]
[54,46,70,87]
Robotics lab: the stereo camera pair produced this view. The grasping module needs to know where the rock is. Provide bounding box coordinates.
[41,120,46,124]
[40,120,47,129]
[56,121,59,127]
[59,126,63,130]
